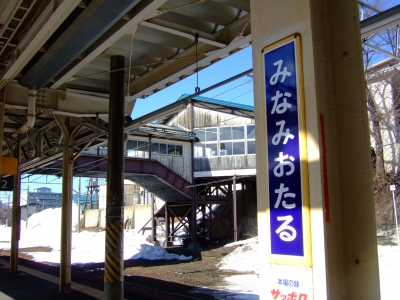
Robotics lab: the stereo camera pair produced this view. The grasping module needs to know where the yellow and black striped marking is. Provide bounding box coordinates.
[105,221,123,283]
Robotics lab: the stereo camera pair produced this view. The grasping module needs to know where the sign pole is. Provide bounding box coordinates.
[390,185,400,245]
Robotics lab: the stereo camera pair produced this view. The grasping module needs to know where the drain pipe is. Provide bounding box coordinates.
[4,88,37,133]
[17,88,37,133]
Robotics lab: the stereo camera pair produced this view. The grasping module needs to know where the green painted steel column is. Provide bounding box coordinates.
[104,55,125,300]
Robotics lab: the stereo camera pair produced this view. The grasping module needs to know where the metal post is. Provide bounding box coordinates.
[90,185,93,210]
[104,55,125,300]
[77,177,81,233]
[171,215,175,239]
[151,194,155,242]
[390,185,400,245]
[241,183,245,217]
[396,25,399,57]
[189,102,198,247]
[202,204,205,235]
[148,135,152,160]
[10,171,21,272]
[165,202,170,246]
[10,135,20,272]
[233,174,237,242]
[59,117,73,294]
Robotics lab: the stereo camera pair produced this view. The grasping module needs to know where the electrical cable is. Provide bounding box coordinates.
[69,52,209,82]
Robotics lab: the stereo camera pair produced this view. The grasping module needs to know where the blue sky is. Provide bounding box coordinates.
[131,46,254,119]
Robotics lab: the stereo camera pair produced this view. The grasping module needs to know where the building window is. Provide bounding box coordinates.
[194,124,255,157]
[247,125,256,154]
[194,127,218,157]
[126,140,149,158]
[126,140,183,157]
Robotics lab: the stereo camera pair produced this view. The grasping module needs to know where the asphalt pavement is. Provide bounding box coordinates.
[0,260,98,299]
[0,257,201,300]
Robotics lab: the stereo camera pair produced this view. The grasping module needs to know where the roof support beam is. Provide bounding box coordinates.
[0,0,82,89]
[363,42,400,61]
[126,34,251,101]
[140,21,227,48]
[361,4,400,38]
[50,0,167,90]
[19,0,142,88]
[216,13,251,45]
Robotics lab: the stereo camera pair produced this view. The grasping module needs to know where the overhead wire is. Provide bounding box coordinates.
[68,52,209,82]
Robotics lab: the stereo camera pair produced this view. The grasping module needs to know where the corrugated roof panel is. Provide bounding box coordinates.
[180,93,254,111]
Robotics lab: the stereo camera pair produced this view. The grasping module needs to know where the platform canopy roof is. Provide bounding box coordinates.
[0,0,251,172]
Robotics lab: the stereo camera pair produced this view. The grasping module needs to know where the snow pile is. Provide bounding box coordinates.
[11,205,82,252]
[378,245,400,300]
[24,204,81,232]
[0,207,192,264]
[218,240,259,274]
[131,244,192,261]
[223,237,258,248]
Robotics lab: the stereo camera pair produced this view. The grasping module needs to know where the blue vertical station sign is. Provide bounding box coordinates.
[263,34,311,267]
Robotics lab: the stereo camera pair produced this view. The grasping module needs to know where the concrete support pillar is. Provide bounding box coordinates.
[252,0,380,299]
[104,55,125,300]
[59,117,73,294]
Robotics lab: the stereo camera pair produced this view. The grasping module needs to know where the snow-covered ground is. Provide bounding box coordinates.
[0,205,191,264]
[0,206,398,299]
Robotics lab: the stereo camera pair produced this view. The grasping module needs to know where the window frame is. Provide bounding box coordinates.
[194,124,255,158]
